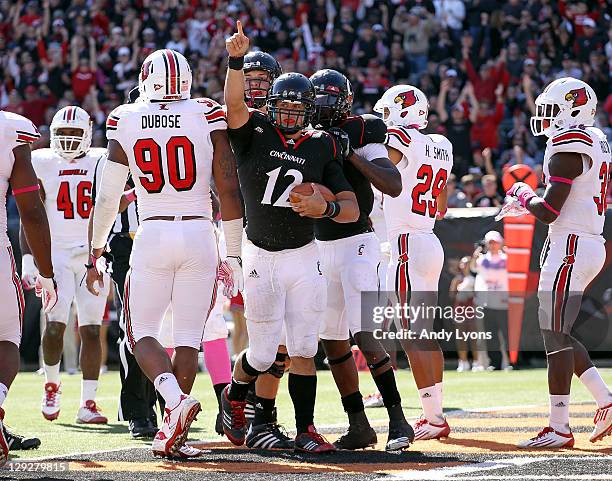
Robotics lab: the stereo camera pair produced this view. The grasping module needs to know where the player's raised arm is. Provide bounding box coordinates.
[507,152,581,225]
[224,20,250,129]
[90,140,130,257]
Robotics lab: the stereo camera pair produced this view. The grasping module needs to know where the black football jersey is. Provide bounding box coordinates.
[315,114,387,241]
[228,111,353,251]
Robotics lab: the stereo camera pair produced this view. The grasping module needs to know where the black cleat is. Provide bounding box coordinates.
[386,419,414,452]
[129,418,158,439]
[333,423,377,450]
[3,425,41,451]
[215,411,223,436]
[221,385,247,446]
[246,422,294,449]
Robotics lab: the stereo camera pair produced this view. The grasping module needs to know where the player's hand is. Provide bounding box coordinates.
[226,20,249,57]
[506,182,536,208]
[218,256,243,298]
[21,253,39,290]
[85,251,106,296]
[290,183,327,218]
[35,275,58,314]
[328,127,351,160]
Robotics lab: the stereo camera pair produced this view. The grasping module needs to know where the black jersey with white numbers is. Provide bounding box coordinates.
[228,111,353,251]
[315,114,387,241]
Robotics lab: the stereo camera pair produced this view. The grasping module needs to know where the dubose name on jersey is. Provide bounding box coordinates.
[32,147,106,249]
[543,126,611,237]
[106,98,226,220]
[0,111,41,246]
[383,126,453,238]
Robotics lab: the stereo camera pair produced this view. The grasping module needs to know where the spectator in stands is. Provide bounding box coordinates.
[471,84,505,151]
[446,174,468,208]
[473,175,502,208]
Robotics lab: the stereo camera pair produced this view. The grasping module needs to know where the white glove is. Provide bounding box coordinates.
[35,275,59,314]
[495,198,530,221]
[217,256,243,298]
[21,253,39,290]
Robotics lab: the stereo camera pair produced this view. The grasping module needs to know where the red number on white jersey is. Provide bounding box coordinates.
[411,165,448,217]
[56,181,92,219]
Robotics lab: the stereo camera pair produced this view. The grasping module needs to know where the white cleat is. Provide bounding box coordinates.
[76,400,108,424]
[0,407,8,467]
[412,415,451,441]
[41,382,61,421]
[456,360,471,372]
[590,402,612,443]
[168,444,205,459]
[152,394,201,457]
[518,427,574,448]
[363,392,384,409]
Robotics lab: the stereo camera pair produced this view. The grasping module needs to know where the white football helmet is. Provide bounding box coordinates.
[530,77,597,137]
[50,106,92,160]
[374,85,429,129]
[138,49,192,102]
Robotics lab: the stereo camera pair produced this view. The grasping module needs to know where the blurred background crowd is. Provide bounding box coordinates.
[1,0,612,202]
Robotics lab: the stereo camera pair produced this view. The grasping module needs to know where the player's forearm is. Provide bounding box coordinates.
[19,224,32,256]
[348,153,402,197]
[17,197,53,277]
[91,161,129,249]
[332,192,360,223]
[525,198,558,225]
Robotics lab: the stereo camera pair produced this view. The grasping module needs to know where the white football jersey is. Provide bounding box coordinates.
[0,111,40,246]
[383,126,454,238]
[32,148,106,249]
[543,126,611,237]
[106,98,226,220]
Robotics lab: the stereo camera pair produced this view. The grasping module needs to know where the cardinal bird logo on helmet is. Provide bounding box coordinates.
[564,87,588,108]
[394,90,417,109]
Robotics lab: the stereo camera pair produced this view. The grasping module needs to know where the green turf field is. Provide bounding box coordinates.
[4,368,612,459]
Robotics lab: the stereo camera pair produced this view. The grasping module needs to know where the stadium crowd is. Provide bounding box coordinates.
[1,0,611,205]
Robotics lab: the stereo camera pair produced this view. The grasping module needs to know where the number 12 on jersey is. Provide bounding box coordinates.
[411,164,448,217]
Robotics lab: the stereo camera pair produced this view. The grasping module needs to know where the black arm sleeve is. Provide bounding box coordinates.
[227,111,258,158]
[362,114,387,144]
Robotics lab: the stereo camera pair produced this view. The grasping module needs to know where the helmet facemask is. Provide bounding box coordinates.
[244,70,273,109]
[530,101,561,137]
[314,88,352,128]
[267,98,314,134]
[51,125,92,161]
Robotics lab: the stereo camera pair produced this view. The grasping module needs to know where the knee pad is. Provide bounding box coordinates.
[266,352,289,379]
[542,329,573,355]
[244,349,273,375]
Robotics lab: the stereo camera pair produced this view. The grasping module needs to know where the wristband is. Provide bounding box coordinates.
[85,253,99,270]
[12,184,40,195]
[228,56,245,70]
[436,208,447,218]
[324,201,340,219]
[123,188,137,202]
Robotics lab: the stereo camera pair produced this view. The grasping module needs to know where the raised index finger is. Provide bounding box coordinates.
[237,20,244,36]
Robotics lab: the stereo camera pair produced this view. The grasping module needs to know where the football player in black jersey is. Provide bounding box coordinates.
[221,22,359,454]
[240,50,295,449]
[310,69,414,451]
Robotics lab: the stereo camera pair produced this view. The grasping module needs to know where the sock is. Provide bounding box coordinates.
[289,373,317,434]
[419,386,442,423]
[341,391,365,414]
[549,394,571,434]
[213,382,228,411]
[228,378,250,401]
[203,339,232,386]
[44,361,61,385]
[154,372,183,409]
[373,369,405,422]
[579,367,612,408]
[0,382,7,407]
[435,382,444,414]
[253,395,276,426]
[80,379,98,406]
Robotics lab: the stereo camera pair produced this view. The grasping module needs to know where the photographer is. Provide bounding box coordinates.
[471,231,510,371]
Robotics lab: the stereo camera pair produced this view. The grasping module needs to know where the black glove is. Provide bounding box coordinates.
[328,127,351,160]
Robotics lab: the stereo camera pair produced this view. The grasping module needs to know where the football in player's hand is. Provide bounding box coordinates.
[289,183,336,203]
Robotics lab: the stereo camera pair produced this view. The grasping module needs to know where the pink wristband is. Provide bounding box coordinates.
[124,188,137,202]
[549,176,573,185]
[12,184,40,195]
[542,200,560,216]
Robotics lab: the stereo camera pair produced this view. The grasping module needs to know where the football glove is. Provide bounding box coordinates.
[21,253,39,290]
[218,256,243,298]
[506,182,536,209]
[328,127,351,160]
[35,275,58,314]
